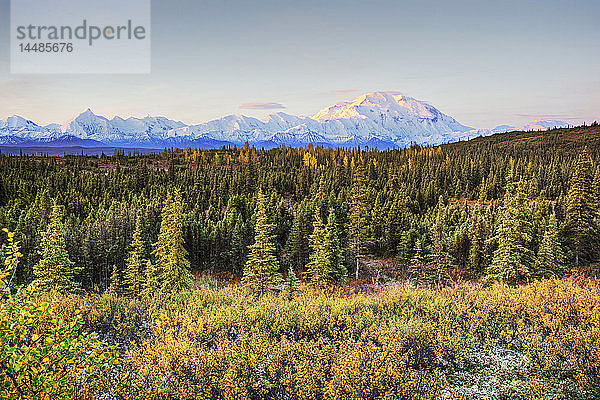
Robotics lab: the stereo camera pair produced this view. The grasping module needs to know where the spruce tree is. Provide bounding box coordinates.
[285,265,300,298]
[468,208,486,276]
[145,259,159,293]
[565,148,598,266]
[322,208,345,283]
[369,193,386,255]
[242,190,282,293]
[306,209,326,284]
[30,203,80,294]
[152,190,192,295]
[284,199,313,274]
[432,201,452,269]
[106,264,123,296]
[349,161,369,280]
[397,231,412,266]
[230,215,248,275]
[306,208,345,285]
[486,181,534,284]
[124,216,146,298]
[535,212,565,277]
[410,238,426,267]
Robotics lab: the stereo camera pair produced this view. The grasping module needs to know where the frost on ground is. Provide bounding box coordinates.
[439,346,590,400]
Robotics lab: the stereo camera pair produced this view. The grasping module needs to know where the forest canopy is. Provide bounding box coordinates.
[1,124,599,291]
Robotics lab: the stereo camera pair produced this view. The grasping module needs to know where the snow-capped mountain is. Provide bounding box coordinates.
[492,120,572,134]
[58,109,188,146]
[0,91,572,150]
[311,92,486,147]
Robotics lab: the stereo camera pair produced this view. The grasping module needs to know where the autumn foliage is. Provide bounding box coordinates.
[16,276,595,399]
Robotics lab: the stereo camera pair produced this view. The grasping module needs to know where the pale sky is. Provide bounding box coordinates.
[0,0,599,129]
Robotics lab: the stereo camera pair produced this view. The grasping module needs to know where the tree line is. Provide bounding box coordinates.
[2,126,600,293]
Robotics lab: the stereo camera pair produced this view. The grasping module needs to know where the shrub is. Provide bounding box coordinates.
[0,229,118,399]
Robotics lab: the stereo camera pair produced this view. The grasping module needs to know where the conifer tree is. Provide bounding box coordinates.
[535,212,565,277]
[468,208,486,276]
[306,209,326,284]
[285,199,313,273]
[285,265,300,298]
[229,215,248,275]
[410,238,426,267]
[385,198,404,253]
[349,161,369,280]
[152,190,192,295]
[486,181,534,284]
[322,208,345,283]
[593,166,600,201]
[145,259,159,293]
[565,148,598,266]
[30,203,80,294]
[431,201,452,269]
[478,177,488,203]
[369,193,386,255]
[397,231,412,266]
[243,190,282,293]
[307,208,345,285]
[124,216,146,298]
[106,264,123,296]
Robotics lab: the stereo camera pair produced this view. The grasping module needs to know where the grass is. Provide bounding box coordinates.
[32,276,600,399]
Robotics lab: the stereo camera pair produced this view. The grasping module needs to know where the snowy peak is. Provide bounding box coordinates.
[58,109,187,143]
[312,91,474,137]
[523,120,572,131]
[492,120,572,134]
[0,115,55,142]
[1,115,41,129]
[61,109,111,137]
[315,92,445,121]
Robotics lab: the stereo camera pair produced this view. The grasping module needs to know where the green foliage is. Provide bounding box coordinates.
[306,209,326,283]
[151,190,193,295]
[349,160,369,263]
[565,148,598,266]
[0,229,117,399]
[1,229,21,292]
[535,212,565,277]
[487,181,534,284]
[124,216,147,298]
[1,125,600,290]
[106,263,124,296]
[410,238,426,267]
[284,198,313,275]
[285,265,300,297]
[322,208,345,283]
[1,125,600,397]
[468,207,487,276]
[30,203,80,294]
[243,190,282,292]
[307,208,346,285]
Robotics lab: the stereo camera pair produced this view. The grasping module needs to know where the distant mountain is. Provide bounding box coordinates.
[492,120,572,134]
[0,115,55,140]
[0,92,574,150]
[311,92,482,147]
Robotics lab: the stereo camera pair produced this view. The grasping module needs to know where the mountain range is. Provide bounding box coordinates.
[0,92,573,150]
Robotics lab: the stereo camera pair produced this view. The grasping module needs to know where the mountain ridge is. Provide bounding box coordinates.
[0,91,572,149]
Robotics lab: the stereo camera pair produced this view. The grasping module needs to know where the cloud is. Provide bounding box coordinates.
[331,89,359,94]
[240,102,286,110]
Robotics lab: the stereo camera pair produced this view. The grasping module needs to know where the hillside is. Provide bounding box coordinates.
[442,123,600,152]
